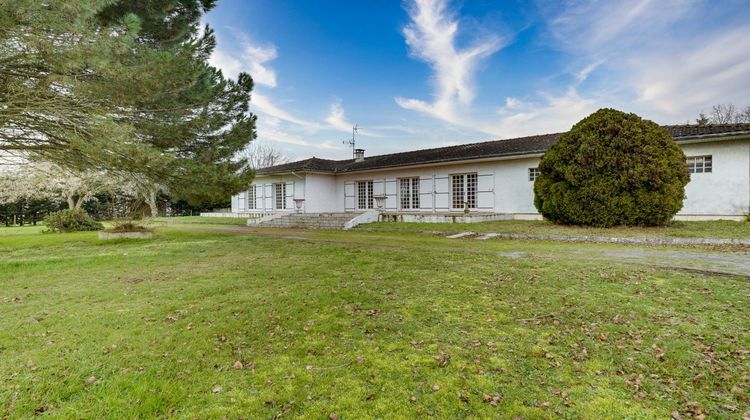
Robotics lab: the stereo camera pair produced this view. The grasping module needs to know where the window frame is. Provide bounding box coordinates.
[399,177,420,210]
[248,185,256,210]
[686,155,712,174]
[528,167,541,182]
[356,180,374,210]
[450,172,478,210]
[273,183,286,210]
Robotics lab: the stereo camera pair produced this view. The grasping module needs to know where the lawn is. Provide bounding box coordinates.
[1,223,749,418]
[362,218,750,239]
[152,216,248,225]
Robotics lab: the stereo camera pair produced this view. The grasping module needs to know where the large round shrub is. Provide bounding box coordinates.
[43,209,104,233]
[533,108,690,227]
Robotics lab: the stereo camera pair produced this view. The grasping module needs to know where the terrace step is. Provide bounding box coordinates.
[255,212,363,230]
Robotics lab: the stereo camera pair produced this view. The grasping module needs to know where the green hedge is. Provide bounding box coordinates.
[533,108,690,227]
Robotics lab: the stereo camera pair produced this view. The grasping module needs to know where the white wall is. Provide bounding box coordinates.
[232,174,304,212]
[333,158,542,214]
[679,139,750,216]
[304,174,338,213]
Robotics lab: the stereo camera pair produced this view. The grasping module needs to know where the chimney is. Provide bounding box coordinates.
[354,148,365,162]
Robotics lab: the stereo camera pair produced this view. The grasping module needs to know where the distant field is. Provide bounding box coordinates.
[362,219,750,239]
[2,224,749,417]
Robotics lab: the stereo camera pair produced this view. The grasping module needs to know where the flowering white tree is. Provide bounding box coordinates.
[0,166,56,205]
[0,163,168,217]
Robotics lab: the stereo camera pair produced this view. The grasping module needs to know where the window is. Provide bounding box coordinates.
[687,155,712,173]
[273,183,286,209]
[399,177,420,210]
[450,173,477,209]
[248,186,256,210]
[529,167,541,182]
[357,180,374,209]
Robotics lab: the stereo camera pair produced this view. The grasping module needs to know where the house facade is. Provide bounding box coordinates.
[231,124,750,221]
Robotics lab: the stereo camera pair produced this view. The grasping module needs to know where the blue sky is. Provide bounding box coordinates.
[204,0,750,161]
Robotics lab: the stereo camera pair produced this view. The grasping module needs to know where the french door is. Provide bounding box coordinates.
[399,177,420,210]
[450,173,477,210]
[356,180,374,210]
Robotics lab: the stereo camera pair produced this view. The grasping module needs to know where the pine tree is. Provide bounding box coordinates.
[0,0,256,205]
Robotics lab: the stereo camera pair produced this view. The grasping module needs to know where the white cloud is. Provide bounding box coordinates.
[208,49,243,80]
[325,100,352,132]
[632,26,750,115]
[393,0,598,139]
[209,31,278,87]
[252,93,321,131]
[236,34,278,87]
[575,60,603,84]
[488,88,597,137]
[543,0,693,54]
[395,0,504,122]
[539,0,750,119]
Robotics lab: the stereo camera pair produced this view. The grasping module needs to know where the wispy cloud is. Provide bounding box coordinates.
[325,99,352,132]
[542,0,693,55]
[631,26,750,115]
[252,93,321,131]
[209,31,278,87]
[395,0,601,139]
[395,0,505,123]
[487,88,597,137]
[539,0,750,118]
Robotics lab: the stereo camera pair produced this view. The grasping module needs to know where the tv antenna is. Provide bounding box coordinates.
[342,124,359,159]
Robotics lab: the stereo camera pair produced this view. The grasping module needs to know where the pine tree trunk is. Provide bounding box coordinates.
[147,189,158,217]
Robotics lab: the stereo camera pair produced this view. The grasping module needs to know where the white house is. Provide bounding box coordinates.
[231,124,750,222]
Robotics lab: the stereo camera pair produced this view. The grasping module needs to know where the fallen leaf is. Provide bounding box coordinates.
[85,376,97,384]
[483,393,501,406]
[433,351,450,367]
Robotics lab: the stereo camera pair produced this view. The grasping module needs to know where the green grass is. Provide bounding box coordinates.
[1,225,749,418]
[151,216,249,225]
[362,219,750,239]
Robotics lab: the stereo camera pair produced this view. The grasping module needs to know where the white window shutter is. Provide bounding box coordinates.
[434,176,450,210]
[373,179,385,196]
[477,173,494,210]
[238,192,246,212]
[419,177,433,210]
[285,181,294,209]
[344,181,355,211]
[383,179,397,210]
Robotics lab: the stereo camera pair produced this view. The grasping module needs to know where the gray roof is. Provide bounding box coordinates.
[257,123,750,175]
